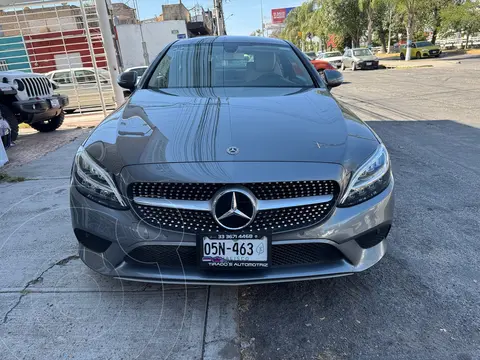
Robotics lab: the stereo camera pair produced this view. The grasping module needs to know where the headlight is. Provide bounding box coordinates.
[339,144,392,207]
[13,79,25,92]
[72,146,128,209]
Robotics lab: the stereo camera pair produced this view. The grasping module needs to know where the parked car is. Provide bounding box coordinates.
[317,51,343,68]
[0,71,68,141]
[46,68,115,113]
[303,51,317,60]
[400,41,442,60]
[125,66,148,83]
[341,48,379,71]
[309,58,336,73]
[70,36,394,285]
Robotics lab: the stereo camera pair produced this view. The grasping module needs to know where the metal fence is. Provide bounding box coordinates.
[0,0,116,115]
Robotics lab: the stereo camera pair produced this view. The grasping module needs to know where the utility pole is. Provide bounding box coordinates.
[260,0,265,37]
[214,0,225,35]
[213,0,220,35]
[134,0,149,66]
[95,0,124,106]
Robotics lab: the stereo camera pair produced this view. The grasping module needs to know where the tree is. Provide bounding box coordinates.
[396,0,430,60]
[250,29,263,37]
[440,0,480,49]
[429,0,454,44]
[359,0,381,46]
[323,0,367,47]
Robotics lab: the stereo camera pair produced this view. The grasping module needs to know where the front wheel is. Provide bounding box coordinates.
[30,111,65,133]
[0,104,19,142]
[351,62,356,71]
[400,53,405,60]
[340,62,345,71]
[416,52,422,59]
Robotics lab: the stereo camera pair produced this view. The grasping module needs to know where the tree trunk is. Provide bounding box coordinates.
[378,28,387,53]
[465,32,470,50]
[405,11,414,61]
[367,8,374,46]
[387,7,393,53]
[431,6,440,45]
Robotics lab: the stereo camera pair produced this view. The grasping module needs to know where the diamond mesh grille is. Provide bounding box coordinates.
[134,202,335,234]
[131,180,338,201]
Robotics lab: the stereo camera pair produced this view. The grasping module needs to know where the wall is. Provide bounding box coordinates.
[0,35,31,72]
[162,4,190,22]
[112,3,137,25]
[24,29,107,73]
[116,20,188,69]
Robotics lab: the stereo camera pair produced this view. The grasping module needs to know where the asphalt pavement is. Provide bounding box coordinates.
[1,61,479,360]
[238,62,480,359]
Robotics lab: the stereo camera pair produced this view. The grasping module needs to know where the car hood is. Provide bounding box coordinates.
[83,87,379,173]
[326,56,343,62]
[421,45,440,50]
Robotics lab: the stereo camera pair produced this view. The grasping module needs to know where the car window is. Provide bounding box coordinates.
[324,52,342,58]
[353,49,373,56]
[416,41,433,47]
[52,71,72,85]
[147,42,315,89]
[75,70,96,84]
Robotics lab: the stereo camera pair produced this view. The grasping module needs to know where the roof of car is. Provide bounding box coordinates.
[46,67,106,74]
[173,35,288,46]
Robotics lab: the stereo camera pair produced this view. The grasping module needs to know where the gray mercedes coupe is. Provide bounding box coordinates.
[70,36,394,285]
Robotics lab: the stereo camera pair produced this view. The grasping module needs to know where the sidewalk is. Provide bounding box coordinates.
[0,135,240,360]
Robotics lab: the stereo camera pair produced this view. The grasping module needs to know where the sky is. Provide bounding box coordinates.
[132,0,305,36]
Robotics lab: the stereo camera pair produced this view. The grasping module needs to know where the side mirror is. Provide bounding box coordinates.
[323,69,343,89]
[117,71,138,91]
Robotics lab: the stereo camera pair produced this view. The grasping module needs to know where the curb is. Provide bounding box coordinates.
[384,64,434,70]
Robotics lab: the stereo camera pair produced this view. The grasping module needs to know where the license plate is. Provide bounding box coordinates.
[366,62,372,66]
[50,98,60,109]
[198,233,270,269]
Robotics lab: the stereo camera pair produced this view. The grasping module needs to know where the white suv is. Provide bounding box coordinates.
[0,71,68,141]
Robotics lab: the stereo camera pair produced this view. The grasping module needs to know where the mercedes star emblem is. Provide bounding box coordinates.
[226,146,239,155]
[212,188,256,230]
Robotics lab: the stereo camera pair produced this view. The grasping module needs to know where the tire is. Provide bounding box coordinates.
[64,109,76,114]
[0,103,19,142]
[435,54,440,58]
[30,110,65,133]
[351,62,356,71]
[340,62,345,71]
[400,53,405,60]
[416,52,422,59]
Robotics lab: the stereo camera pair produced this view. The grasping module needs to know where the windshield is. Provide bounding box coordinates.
[353,49,373,56]
[416,41,433,47]
[147,42,315,89]
[324,52,342,58]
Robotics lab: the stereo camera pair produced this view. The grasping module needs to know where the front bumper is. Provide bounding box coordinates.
[356,61,379,70]
[12,95,69,123]
[329,60,342,68]
[70,179,394,285]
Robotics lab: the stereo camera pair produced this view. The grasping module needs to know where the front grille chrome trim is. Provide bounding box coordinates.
[133,194,334,212]
[133,197,212,211]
